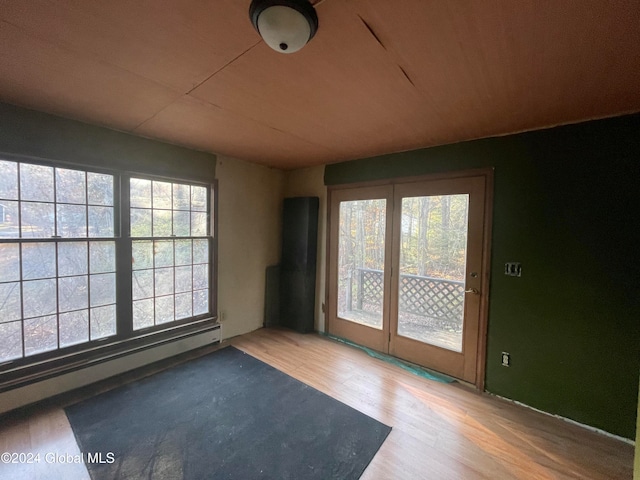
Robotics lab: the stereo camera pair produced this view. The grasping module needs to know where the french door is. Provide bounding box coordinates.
[327,171,492,384]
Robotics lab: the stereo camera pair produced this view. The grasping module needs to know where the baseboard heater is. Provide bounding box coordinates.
[0,324,221,415]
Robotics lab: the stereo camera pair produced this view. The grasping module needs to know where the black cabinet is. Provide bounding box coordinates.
[279,197,319,333]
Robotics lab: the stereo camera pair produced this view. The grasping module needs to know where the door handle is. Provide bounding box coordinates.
[465,288,480,295]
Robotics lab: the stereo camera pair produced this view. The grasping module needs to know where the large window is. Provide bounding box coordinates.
[0,159,214,368]
[129,178,210,330]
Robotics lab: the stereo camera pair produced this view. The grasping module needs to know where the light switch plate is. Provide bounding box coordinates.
[504,262,522,277]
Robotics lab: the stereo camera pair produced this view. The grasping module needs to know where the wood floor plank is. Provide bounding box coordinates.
[0,327,634,479]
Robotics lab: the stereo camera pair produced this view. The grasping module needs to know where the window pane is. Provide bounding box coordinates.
[153,209,172,236]
[154,267,174,296]
[22,243,56,280]
[173,210,190,236]
[87,173,113,206]
[90,305,116,339]
[58,242,88,277]
[58,275,88,312]
[59,310,89,347]
[175,266,192,293]
[0,282,21,322]
[0,163,131,360]
[193,290,208,316]
[193,239,208,264]
[193,264,208,290]
[130,178,151,208]
[133,298,154,330]
[23,279,57,318]
[155,296,174,324]
[153,181,172,209]
[174,240,192,266]
[0,243,20,282]
[132,241,153,270]
[131,208,152,237]
[397,195,469,352]
[56,168,86,204]
[90,241,115,274]
[191,186,207,211]
[57,204,87,237]
[0,321,22,361]
[132,269,154,300]
[21,202,54,237]
[20,164,53,202]
[175,292,192,320]
[191,212,207,236]
[173,184,190,210]
[337,199,387,328]
[0,160,18,200]
[24,315,58,356]
[88,206,114,237]
[90,273,115,307]
[154,240,173,267]
[0,200,19,238]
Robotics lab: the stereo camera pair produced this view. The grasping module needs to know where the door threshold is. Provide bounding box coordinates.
[322,333,455,384]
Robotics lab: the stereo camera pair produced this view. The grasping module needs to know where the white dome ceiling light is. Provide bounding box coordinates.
[249,0,319,54]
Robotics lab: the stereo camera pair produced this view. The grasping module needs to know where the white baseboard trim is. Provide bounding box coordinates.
[487,392,634,445]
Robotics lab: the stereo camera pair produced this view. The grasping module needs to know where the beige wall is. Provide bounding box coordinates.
[283,165,327,332]
[216,155,285,339]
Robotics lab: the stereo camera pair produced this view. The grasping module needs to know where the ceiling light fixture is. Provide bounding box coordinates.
[249,0,319,54]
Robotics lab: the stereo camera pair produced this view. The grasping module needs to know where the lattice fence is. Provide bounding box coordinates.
[358,268,384,310]
[355,268,465,320]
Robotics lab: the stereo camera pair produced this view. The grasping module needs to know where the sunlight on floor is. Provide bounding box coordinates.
[399,381,557,480]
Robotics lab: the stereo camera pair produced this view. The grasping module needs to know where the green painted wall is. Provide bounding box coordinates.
[325,114,640,439]
[0,102,216,181]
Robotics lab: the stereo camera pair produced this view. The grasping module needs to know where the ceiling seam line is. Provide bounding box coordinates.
[184,41,262,96]
[185,96,344,153]
[131,102,175,132]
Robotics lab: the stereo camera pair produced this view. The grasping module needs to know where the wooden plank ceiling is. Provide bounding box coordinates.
[1,0,639,169]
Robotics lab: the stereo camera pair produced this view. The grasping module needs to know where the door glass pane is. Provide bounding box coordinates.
[397,195,469,351]
[337,199,386,329]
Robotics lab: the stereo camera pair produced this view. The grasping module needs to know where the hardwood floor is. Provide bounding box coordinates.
[0,327,635,479]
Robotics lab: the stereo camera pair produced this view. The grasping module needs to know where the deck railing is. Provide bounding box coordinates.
[346,268,465,320]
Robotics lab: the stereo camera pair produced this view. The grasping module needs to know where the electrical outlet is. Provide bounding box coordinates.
[501,352,511,367]
[219,311,226,322]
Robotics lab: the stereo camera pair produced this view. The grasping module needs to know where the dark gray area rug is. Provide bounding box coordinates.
[65,346,391,479]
